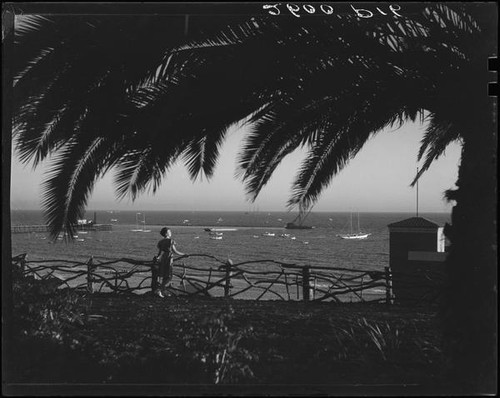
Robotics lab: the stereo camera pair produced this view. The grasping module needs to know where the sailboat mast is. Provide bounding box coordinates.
[350,212,353,234]
[357,212,360,233]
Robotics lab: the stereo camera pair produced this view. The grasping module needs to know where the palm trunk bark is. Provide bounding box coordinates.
[443,99,497,392]
[2,10,15,386]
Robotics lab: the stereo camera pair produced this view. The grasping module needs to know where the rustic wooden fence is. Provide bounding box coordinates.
[12,253,444,304]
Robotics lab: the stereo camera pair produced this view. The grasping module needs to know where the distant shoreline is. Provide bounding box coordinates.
[10,209,451,214]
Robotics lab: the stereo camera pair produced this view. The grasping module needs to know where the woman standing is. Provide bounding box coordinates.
[154,227,186,298]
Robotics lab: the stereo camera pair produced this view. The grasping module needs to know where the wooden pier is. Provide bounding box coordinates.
[11,224,113,234]
[11,225,49,234]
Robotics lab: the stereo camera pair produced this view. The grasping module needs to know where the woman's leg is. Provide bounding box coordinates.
[160,258,173,292]
[156,259,167,297]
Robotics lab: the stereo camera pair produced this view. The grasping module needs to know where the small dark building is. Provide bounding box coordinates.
[388,217,447,303]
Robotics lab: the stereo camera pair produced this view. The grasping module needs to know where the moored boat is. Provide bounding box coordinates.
[338,212,371,240]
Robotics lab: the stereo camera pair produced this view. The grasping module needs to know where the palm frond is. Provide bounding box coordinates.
[411,114,462,186]
[12,4,491,237]
[287,92,421,210]
[41,135,118,238]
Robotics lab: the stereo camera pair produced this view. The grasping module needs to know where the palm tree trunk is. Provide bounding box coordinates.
[443,103,497,391]
[2,10,15,385]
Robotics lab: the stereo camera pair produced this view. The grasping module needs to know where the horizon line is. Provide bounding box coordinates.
[10,208,451,214]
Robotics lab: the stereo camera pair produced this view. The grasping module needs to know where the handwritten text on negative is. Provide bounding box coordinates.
[263,4,403,18]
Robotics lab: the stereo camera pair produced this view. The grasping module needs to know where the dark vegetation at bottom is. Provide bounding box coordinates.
[7,267,450,389]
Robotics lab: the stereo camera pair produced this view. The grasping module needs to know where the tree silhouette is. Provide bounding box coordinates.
[11,3,496,391]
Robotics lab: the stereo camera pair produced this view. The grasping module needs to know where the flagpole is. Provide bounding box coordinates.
[416,167,419,217]
[184,14,189,36]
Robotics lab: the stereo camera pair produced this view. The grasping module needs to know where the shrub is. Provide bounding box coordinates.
[10,263,96,382]
[12,265,89,343]
[357,317,403,362]
[180,306,256,384]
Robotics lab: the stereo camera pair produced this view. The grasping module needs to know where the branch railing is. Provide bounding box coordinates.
[12,253,445,304]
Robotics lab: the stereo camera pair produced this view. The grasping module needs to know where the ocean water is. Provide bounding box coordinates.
[11,210,451,273]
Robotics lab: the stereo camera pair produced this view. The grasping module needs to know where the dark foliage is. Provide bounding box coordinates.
[11,4,497,391]
[12,5,493,235]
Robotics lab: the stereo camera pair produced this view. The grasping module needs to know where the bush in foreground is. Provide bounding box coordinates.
[8,267,445,387]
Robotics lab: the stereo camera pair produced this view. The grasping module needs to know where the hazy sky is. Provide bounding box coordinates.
[10,118,461,213]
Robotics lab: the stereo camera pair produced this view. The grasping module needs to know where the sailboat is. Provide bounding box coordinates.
[131,213,143,232]
[338,212,371,240]
[141,214,151,233]
[131,212,151,232]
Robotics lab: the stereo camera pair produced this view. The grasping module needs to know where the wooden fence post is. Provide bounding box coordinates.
[181,265,186,292]
[385,266,393,305]
[20,253,27,274]
[302,266,311,302]
[86,256,94,294]
[224,259,233,298]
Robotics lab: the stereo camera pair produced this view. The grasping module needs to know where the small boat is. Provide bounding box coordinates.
[209,232,223,236]
[57,232,67,240]
[76,238,85,242]
[340,233,371,240]
[262,232,275,237]
[110,219,118,222]
[210,236,223,240]
[79,231,88,234]
[338,212,371,240]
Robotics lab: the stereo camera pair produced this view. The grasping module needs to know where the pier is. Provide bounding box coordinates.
[11,225,49,234]
[11,224,113,234]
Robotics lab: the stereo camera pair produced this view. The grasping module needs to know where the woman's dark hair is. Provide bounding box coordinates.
[160,227,170,237]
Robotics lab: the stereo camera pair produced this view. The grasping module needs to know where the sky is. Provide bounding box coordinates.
[10,118,462,213]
